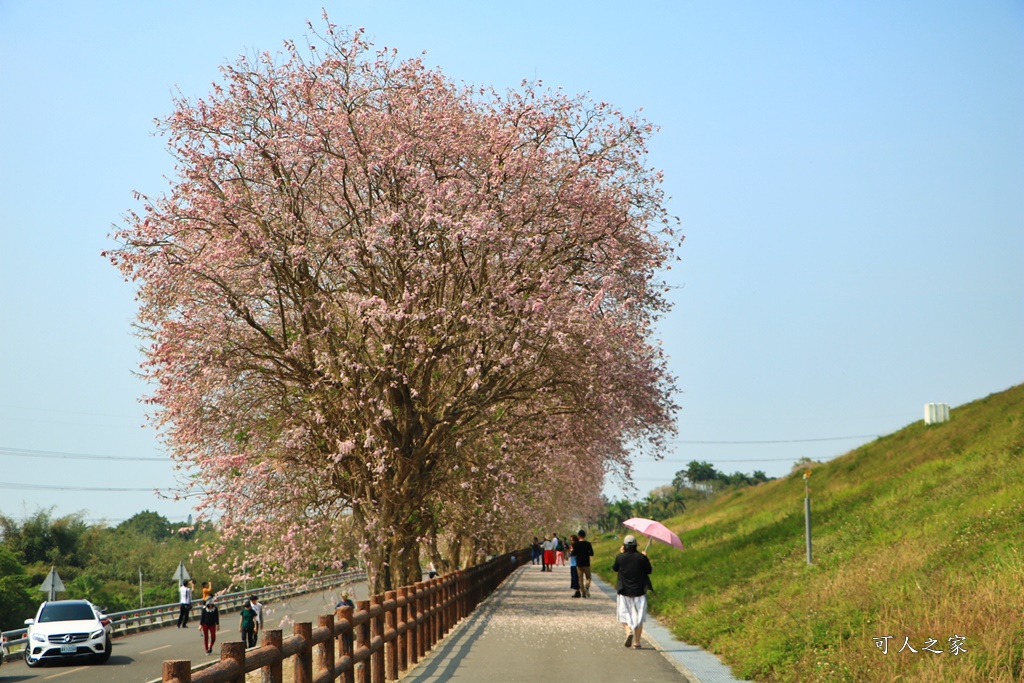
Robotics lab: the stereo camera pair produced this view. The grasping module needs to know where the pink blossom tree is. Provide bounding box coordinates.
[107,20,680,592]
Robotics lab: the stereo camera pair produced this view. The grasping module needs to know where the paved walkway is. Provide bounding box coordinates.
[399,562,752,683]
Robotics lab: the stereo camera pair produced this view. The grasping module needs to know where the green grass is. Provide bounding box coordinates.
[594,383,1024,682]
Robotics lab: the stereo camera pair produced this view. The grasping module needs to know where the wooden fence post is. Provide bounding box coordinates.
[318,615,335,683]
[337,605,355,683]
[460,570,468,622]
[424,581,434,651]
[407,584,418,666]
[356,600,370,683]
[294,622,313,683]
[441,577,450,637]
[396,587,408,675]
[440,577,448,643]
[222,641,246,683]
[433,578,443,646]
[163,660,191,683]
[262,629,283,683]
[384,590,397,681]
[370,595,384,683]
[455,572,463,627]
[415,583,427,660]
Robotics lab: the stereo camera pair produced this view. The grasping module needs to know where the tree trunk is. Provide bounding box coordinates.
[446,536,462,571]
[354,501,426,593]
[366,537,394,594]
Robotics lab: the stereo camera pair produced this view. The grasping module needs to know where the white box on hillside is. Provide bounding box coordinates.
[924,402,950,424]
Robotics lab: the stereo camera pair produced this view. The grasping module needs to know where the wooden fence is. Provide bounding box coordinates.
[161,550,527,683]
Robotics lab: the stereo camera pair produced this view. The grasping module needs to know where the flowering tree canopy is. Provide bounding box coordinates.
[107,20,680,592]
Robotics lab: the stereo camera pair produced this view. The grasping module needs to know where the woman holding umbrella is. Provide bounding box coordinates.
[612,534,653,649]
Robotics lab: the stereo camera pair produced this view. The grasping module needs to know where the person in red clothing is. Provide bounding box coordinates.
[542,533,557,571]
[555,533,567,566]
[199,598,220,654]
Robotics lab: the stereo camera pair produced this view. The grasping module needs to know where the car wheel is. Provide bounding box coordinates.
[94,638,112,664]
[24,648,42,668]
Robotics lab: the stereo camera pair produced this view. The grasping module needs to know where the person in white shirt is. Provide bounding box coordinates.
[542,533,558,572]
[249,595,264,637]
[177,580,193,628]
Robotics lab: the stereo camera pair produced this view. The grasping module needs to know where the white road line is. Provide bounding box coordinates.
[141,644,174,654]
[45,666,88,679]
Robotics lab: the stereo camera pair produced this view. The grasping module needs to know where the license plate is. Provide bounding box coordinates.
[60,645,77,654]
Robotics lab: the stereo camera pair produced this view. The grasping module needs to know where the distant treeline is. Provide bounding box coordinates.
[0,509,231,631]
[597,460,775,531]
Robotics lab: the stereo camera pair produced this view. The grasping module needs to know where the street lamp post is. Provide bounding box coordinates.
[803,469,813,565]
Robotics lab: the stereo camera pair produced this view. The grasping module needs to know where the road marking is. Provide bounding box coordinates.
[141,644,174,654]
[45,667,88,679]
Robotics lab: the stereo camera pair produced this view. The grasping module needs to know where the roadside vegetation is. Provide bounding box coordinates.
[594,383,1024,683]
[0,511,233,631]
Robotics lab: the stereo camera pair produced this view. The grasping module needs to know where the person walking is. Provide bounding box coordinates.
[177,580,193,628]
[555,533,567,566]
[249,594,264,640]
[240,599,258,648]
[336,591,355,610]
[542,533,557,571]
[569,534,581,597]
[612,534,652,649]
[574,529,595,598]
[199,598,220,654]
[531,537,542,565]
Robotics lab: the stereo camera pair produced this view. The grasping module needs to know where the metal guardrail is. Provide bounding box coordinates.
[0,570,365,662]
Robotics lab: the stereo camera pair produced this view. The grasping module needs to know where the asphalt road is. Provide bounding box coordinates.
[1,581,369,683]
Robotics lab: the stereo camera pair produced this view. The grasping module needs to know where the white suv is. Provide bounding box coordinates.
[23,600,113,667]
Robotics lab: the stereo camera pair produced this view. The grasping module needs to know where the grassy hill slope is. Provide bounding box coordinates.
[594,383,1024,682]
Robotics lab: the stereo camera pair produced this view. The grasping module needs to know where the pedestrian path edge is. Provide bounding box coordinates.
[590,573,754,683]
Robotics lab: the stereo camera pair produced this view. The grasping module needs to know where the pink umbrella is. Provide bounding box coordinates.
[622,517,684,551]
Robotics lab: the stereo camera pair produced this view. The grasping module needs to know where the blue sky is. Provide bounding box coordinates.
[1,1,1021,524]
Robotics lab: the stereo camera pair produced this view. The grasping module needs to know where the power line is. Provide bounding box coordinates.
[0,446,166,461]
[668,434,878,445]
[669,457,822,463]
[0,433,878,464]
[0,481,165,492]
[0,481,204,497]
[0,404,142,419]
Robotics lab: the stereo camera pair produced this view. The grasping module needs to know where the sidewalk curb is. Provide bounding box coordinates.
[591,574,754,683]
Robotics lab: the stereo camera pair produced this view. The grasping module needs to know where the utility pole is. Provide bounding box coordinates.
[803,469,813,565]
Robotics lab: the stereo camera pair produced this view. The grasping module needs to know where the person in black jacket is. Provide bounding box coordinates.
[574,529,595,598]
[612,534,652,649]
[199,598,220,654]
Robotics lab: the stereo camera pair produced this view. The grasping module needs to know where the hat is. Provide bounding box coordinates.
[624,534,637,546]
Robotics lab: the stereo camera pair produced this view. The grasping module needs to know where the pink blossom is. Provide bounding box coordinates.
[106,17,680,593]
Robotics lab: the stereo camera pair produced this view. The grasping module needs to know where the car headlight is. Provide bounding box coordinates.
[90,629,105,640]
[31,633,46,643]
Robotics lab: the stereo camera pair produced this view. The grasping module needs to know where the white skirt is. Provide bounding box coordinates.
[616,594,647,629]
